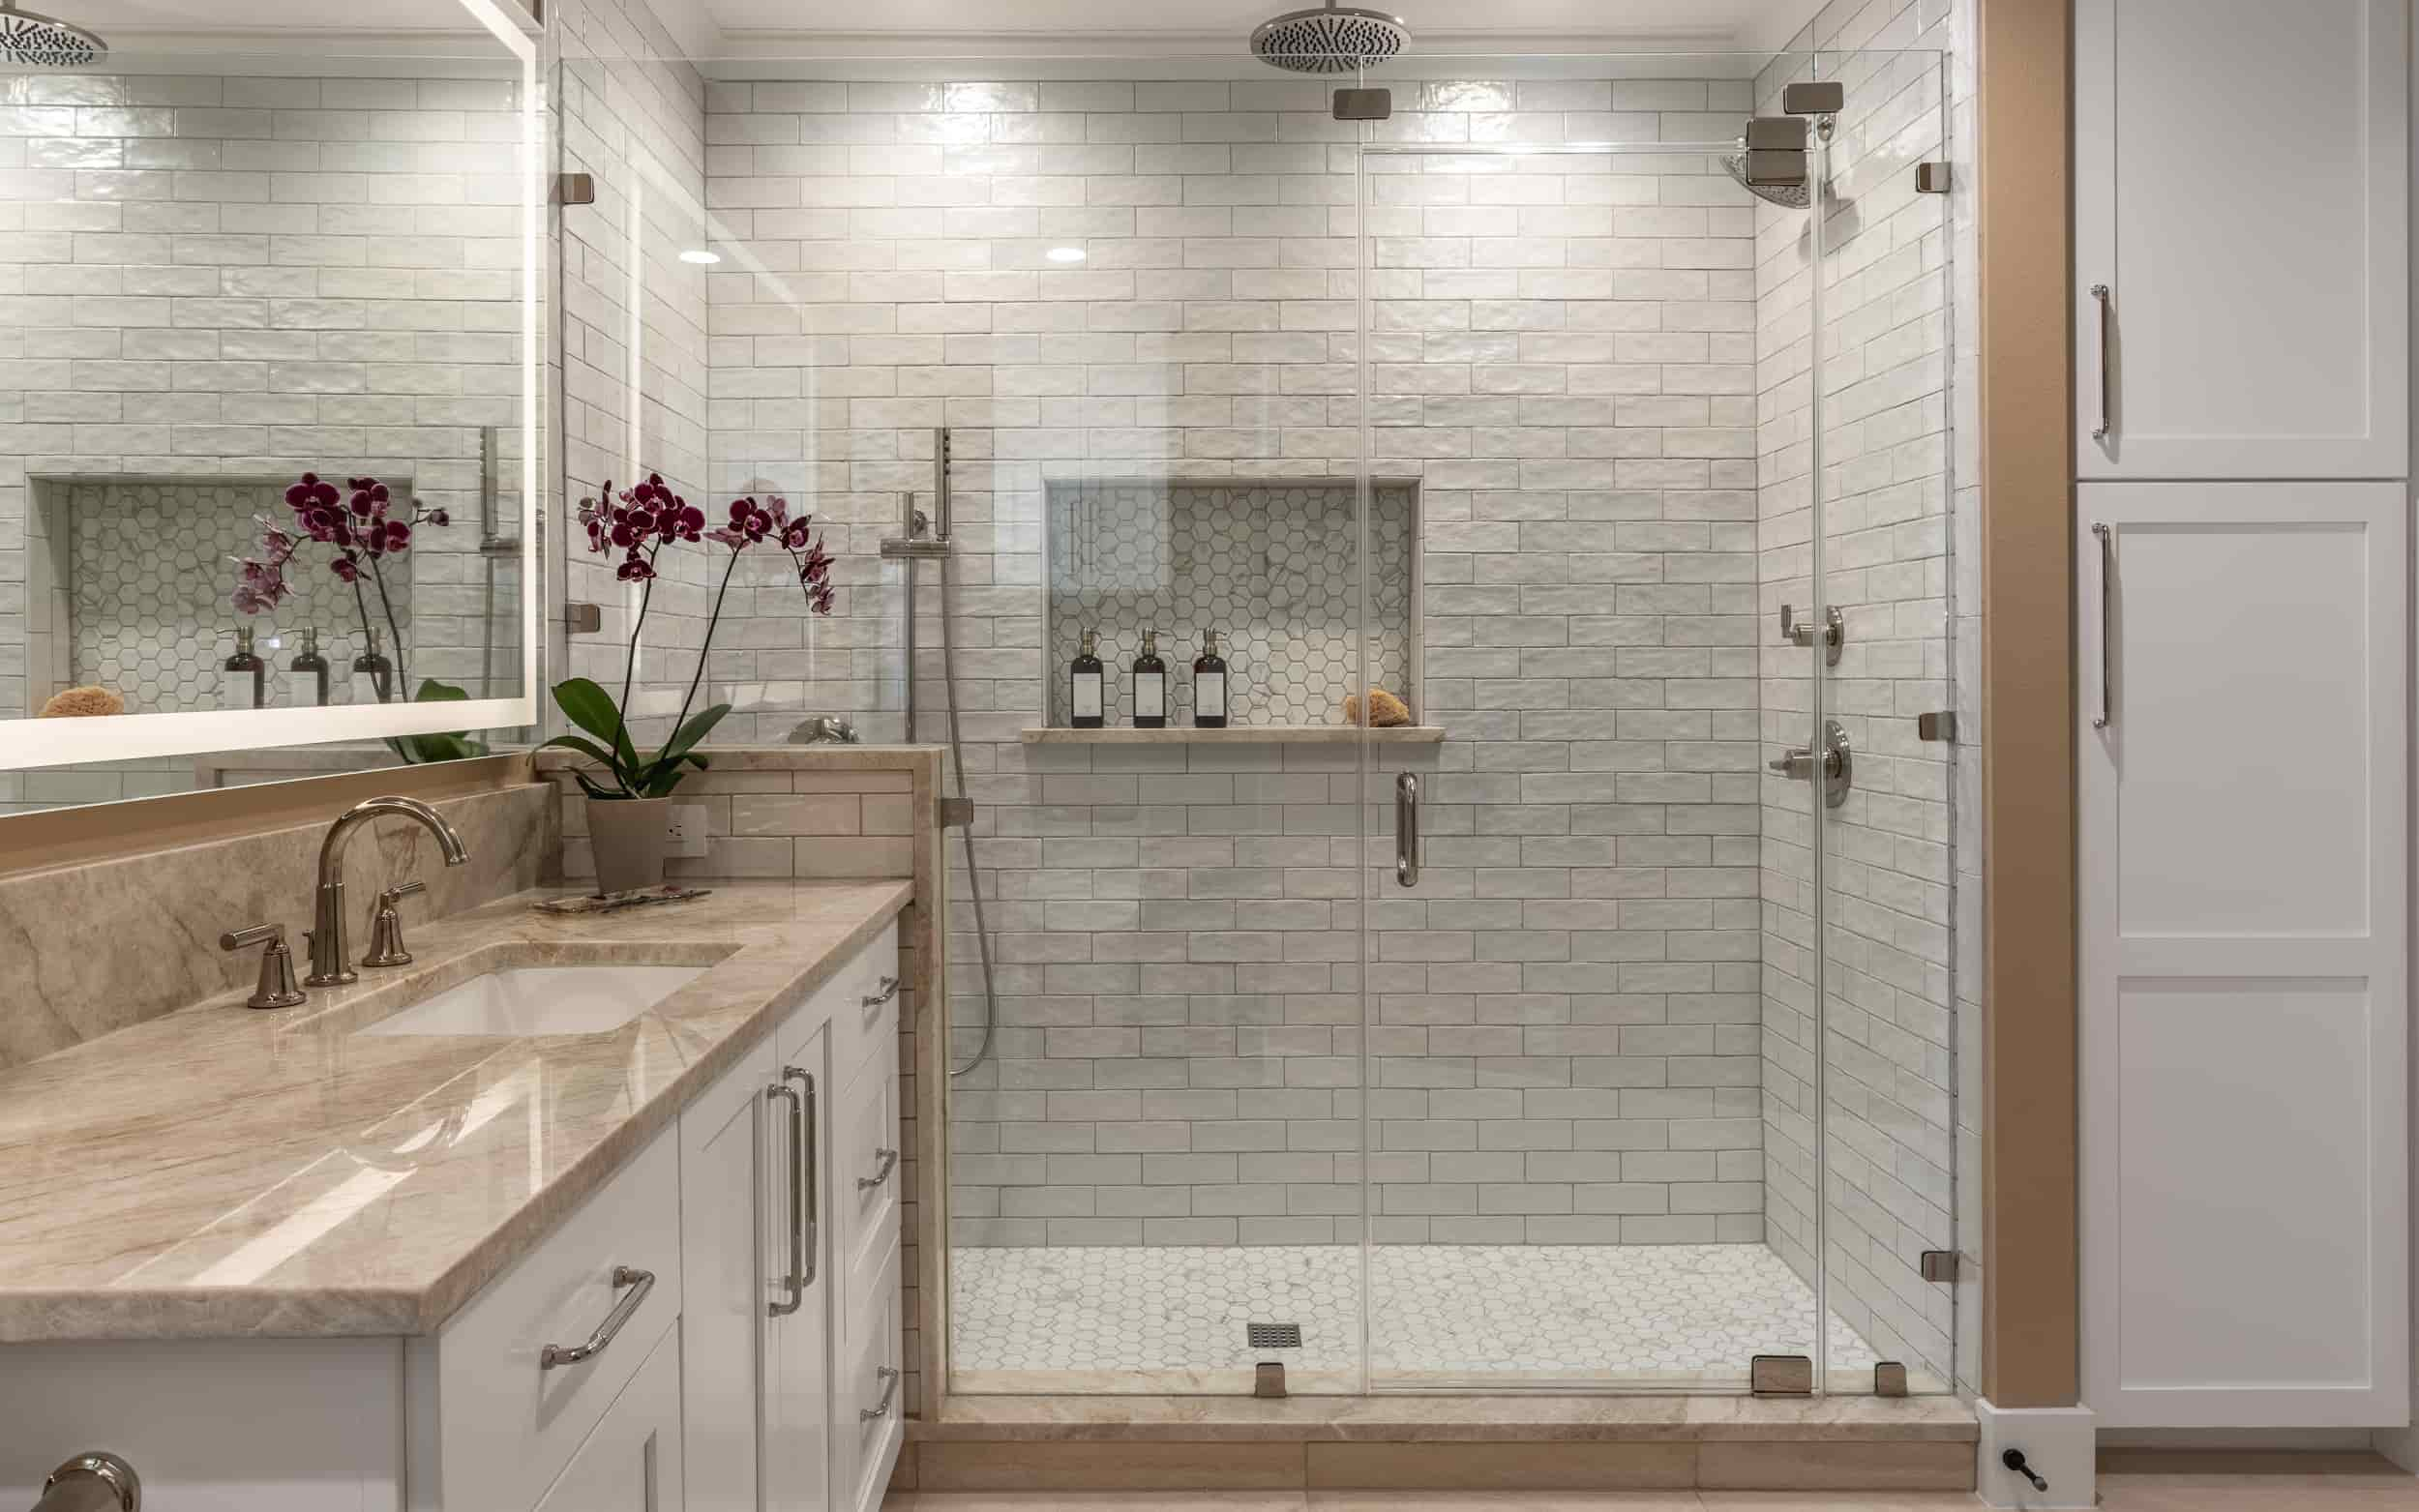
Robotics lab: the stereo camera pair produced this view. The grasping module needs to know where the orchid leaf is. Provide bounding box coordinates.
[551,677,640,775]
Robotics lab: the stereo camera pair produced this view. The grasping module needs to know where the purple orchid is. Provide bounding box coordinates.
[231,470,457,701]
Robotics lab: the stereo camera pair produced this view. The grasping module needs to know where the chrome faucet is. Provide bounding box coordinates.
[305,796,469,988]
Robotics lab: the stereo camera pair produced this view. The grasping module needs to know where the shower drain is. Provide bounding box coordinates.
[1246,1322,1303,1350]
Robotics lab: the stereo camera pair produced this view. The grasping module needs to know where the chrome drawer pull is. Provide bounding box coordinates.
[767,1079,806,1316]
[857,1146,899,1191]
[540,1265,654,1369]
[859,1364,900,1421]
[861,975,901,1009]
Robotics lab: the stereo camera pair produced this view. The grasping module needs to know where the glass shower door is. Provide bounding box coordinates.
[1807,44,1962,1396]
[1356,109,1832,1391]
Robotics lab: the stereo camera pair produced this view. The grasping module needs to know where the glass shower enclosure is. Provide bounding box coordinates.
[559,32,1964,1400]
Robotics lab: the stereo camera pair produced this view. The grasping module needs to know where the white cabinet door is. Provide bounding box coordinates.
[2079,482,2407,1426]
[679,1032,778,1512]
[2076,0,2407,479]
[765,1023,833,1512]
[537,1322,685,1512]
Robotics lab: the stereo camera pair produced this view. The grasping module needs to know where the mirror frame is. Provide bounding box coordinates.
[0,0,545,773]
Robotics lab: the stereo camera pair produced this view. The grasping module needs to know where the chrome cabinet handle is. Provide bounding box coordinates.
[858,1146,899,1192]
[767,1080,805,1316]
[2093,522,2115,730]
[862,975,900,1009]
[859,1364,900,1422]
[541,1265,655,1369]
[790,1066,819,1290]
[1394,772,1419,888]
[2091,282,2113,441]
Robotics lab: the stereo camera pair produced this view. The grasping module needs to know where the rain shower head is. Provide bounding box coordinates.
[1249,0,1409,74]
[0,0,103,66]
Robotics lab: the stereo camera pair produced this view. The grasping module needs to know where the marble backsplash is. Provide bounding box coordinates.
[0,782,554,1070]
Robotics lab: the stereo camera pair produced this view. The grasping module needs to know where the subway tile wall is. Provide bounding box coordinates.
[699,74,1799,1246]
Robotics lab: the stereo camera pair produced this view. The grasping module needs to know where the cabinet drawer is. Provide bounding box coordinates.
[789,920,900,1073]
[832,1236,904,1512]
[411,1127,682,1511]
[535,1318,685,1512]
[835,1028,901,1303]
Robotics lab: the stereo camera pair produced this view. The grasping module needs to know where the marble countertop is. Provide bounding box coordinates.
[0,877,912,1344]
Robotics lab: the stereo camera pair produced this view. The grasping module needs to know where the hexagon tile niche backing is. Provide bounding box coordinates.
[57,480,413,715]
[1044,481,1417,728]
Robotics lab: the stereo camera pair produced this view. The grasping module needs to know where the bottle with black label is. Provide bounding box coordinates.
[352,626,394,705]
[1131,629,1166,728]
[222,627,265,710]
[1070,629,1106,728]
[1193,628,1228,728]
[288,627,330,707]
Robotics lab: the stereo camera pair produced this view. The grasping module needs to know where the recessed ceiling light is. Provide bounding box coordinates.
[679,249,722,265]
[1046,246,1087,263]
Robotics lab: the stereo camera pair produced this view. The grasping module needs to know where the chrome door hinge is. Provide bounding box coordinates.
[1917,711,1958,743]
[1921,1250,1961,1284]
[1916,161,1953,193]
[1750,1353,1814,1396]
[564,602,603,634]
[556,171,596,206]
[937,796,973,828]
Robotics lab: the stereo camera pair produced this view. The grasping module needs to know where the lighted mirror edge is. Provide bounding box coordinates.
[0,0,547,778]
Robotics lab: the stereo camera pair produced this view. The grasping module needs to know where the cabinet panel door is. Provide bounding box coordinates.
[2077,0,2407,479]
[536,1321,685,1512]
[679,1032,776,1512]
[765,1023,833,1512]
[2079,482,2407,1426]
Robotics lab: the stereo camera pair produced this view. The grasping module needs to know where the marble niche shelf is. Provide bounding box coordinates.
[1021,725,1445,746]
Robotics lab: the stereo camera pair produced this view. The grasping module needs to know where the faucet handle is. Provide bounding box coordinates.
[362,880,427,969]
[220,923,308,1010]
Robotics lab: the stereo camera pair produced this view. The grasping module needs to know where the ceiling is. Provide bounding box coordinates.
[70,0,487,30]
[672,0,1830,62]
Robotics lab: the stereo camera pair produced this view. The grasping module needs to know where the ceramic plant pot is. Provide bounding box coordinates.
[587,795,672,895]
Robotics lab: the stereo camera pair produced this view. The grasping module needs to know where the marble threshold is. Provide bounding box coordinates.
[0,877,911,1343]
[911,1394,1978,1445]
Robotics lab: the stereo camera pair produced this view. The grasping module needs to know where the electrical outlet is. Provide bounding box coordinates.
[665,804,710,859]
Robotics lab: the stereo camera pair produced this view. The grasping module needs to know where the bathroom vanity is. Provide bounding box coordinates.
[0,877,911,1512]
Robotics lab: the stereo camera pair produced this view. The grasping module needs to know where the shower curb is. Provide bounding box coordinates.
[891,1394,1979,1494]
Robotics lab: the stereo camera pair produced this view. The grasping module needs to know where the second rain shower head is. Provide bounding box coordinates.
[1249,0,1409,74]
[0,0,103,66]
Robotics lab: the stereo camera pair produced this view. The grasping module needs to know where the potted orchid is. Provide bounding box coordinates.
[545,475,835,893]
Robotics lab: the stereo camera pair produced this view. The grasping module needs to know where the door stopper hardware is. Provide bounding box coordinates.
[2002,1450,2050,1495]
[1779,603,1844,667]
[540,1265,655,1369]
[1769,719,1853,810]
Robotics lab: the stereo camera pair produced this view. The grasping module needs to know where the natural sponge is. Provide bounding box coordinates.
[38,685,126,718]
[1343,688,1410,727]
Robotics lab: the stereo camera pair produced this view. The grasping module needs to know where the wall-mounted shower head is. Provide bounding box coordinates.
[1249,0,1409,74]
[1724,145,1814,209]
[0,0,103,66]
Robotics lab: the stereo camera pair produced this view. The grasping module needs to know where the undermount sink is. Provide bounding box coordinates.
[356,964,709,1038]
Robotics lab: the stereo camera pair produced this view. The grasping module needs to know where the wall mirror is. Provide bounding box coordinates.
[0,0,542,817]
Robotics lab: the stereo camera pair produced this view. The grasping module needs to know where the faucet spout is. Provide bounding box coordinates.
[305,796,470,988]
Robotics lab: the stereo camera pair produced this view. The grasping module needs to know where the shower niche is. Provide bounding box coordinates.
[1038,478,1422,735]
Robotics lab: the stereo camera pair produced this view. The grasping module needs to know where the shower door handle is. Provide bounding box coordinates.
[2090,283,2113,442]
[1395,772,1419,888]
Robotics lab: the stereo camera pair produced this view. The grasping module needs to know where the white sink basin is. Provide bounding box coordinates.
[357,964,708,1038]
